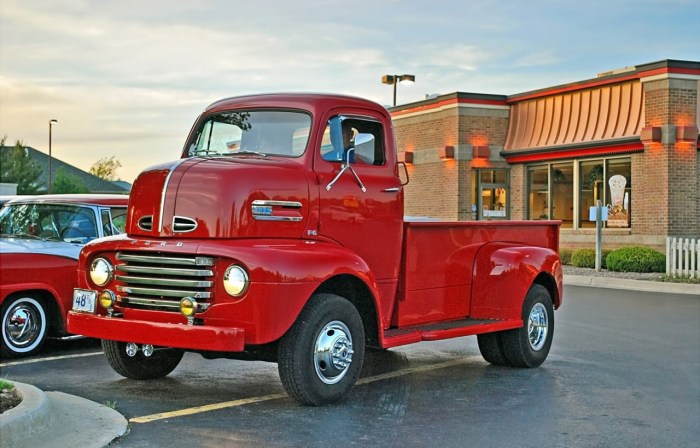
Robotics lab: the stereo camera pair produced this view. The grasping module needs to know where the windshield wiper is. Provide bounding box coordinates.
[0,233,63,242]
[223,150,268,158]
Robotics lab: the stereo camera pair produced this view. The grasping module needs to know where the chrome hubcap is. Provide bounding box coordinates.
[527,303,548,351]
[4,301,43,349]
[314,321,354,385]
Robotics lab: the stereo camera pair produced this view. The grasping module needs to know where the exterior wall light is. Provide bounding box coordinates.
[640,126,662,143]
[440,145,455,160]
[675,125,699,142]
[399,151,414,164]
[472,146,490,159]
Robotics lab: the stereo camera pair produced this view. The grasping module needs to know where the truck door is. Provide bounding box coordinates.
[313,114,404,304]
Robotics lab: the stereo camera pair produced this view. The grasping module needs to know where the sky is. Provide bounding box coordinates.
[1,0,697,184]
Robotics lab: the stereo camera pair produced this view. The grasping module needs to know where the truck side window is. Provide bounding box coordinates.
[321,117,386,165]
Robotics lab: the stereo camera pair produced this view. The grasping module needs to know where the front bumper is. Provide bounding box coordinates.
[67,311,245,352]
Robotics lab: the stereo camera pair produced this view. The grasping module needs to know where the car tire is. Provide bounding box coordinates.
[278,293,365,406]
[1,295,48,358]
[102,340,184,379]
[501,284,554,368]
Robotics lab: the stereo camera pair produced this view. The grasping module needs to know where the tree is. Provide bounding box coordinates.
[51,168,89,193]
[0,138,44,194]
[90,156,122,181]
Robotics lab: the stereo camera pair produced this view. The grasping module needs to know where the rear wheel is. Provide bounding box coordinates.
[102,340,184,379]
[501,284,554,368]
[477,332,508,366]
[1,295,48,358]
[278,293,365,405]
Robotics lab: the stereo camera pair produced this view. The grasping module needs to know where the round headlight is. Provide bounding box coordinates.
[90,258,113,286]
[223,265,249,297]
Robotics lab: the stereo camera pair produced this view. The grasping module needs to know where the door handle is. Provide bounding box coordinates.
[382,187,400,192]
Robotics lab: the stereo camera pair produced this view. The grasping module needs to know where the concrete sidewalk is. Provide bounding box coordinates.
[0,276,697,448]
[564,274,700,296]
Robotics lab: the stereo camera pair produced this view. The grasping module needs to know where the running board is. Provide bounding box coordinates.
[382,318,523,349]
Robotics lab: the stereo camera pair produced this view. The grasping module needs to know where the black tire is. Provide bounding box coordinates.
[477,332,508,366]
[102,340,184,379]
[1,294,48,358]
[501,284,554,368]
[278,293,365,406]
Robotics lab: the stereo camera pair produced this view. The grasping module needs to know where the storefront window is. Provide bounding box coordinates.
[551,163,574,228]
[528,166,549,220]
[472,169,509,220]
[579,160,604,228]
[528,157,631,229]
[606,159,631,228]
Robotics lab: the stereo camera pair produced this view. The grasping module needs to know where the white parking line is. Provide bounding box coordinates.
[0,351,103,368]
[130,357,475,424]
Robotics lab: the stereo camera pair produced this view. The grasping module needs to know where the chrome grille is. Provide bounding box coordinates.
[115,252,214,312]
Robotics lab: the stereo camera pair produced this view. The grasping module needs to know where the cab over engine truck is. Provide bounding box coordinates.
[67,93,562,406]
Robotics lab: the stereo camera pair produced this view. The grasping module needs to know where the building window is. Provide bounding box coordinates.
[528,157,631,229]
[528,166,549,220]
[471,169,509,220]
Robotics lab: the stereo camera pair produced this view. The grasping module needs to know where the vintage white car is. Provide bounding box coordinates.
[0,194,129,357]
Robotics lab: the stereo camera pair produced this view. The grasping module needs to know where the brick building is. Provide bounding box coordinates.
[392,59,699,249]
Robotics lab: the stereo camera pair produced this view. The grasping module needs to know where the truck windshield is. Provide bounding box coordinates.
[187,110,311,158]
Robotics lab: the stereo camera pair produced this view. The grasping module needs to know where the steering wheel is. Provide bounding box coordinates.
[60,226,91,239]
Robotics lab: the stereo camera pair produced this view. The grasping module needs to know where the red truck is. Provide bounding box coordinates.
[67,93,562,405]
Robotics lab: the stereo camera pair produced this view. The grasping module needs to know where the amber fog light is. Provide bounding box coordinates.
[90,258,113,286]
[223,265,249,297]
[180,297,197,318]
[99,290,116,310]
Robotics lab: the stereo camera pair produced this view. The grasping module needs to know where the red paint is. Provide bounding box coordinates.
[504,141,644,163]
[67,94,562,357]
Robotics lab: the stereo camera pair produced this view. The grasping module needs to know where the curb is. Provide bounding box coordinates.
[0,382,128,448]
[564,275,700,296]
[0,382,51,447]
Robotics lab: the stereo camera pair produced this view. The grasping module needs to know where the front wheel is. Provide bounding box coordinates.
[278,293,365,406]
[102,340,184,379]
[1,295,48,358]
[500,284,554,368]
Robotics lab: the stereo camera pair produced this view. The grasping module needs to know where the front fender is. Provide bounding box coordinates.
[470,242,562,320]
[78,236,380,345]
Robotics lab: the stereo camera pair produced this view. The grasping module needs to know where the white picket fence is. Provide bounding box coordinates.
[666,237,699,278]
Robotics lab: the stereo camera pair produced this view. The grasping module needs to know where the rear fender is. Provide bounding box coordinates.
[470,242,562,320]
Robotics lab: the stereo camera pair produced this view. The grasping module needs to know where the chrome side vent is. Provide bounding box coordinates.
[138,216,153,231]
[173,216,198,233]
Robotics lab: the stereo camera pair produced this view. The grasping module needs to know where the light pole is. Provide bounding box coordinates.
[48,119,58,193]
[381,74,415,106]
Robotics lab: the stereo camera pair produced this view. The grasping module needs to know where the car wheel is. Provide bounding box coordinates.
[278,293,365,405]
[102,340,184,379]
[501,284,554,368]
[1,295,48,358]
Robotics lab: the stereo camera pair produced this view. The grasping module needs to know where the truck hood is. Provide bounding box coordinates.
[126,157,311,239]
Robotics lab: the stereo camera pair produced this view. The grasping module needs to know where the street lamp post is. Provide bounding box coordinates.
[381,74,416,106]
[48,119,58,193]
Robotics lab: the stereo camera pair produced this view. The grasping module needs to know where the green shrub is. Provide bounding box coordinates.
[571,248,611,268]
[559,248,573,265]
[606,246,666,272]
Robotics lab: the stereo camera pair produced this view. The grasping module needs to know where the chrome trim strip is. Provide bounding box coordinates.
[116,285,212,299]
[119,297,211,311]
[117,265,213,276]
[116,253,214,266]
[382,187,400,192]
[159,159,189,233]
[253,216,303,222]
[251,200,302,208]
[115,275,213,288]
